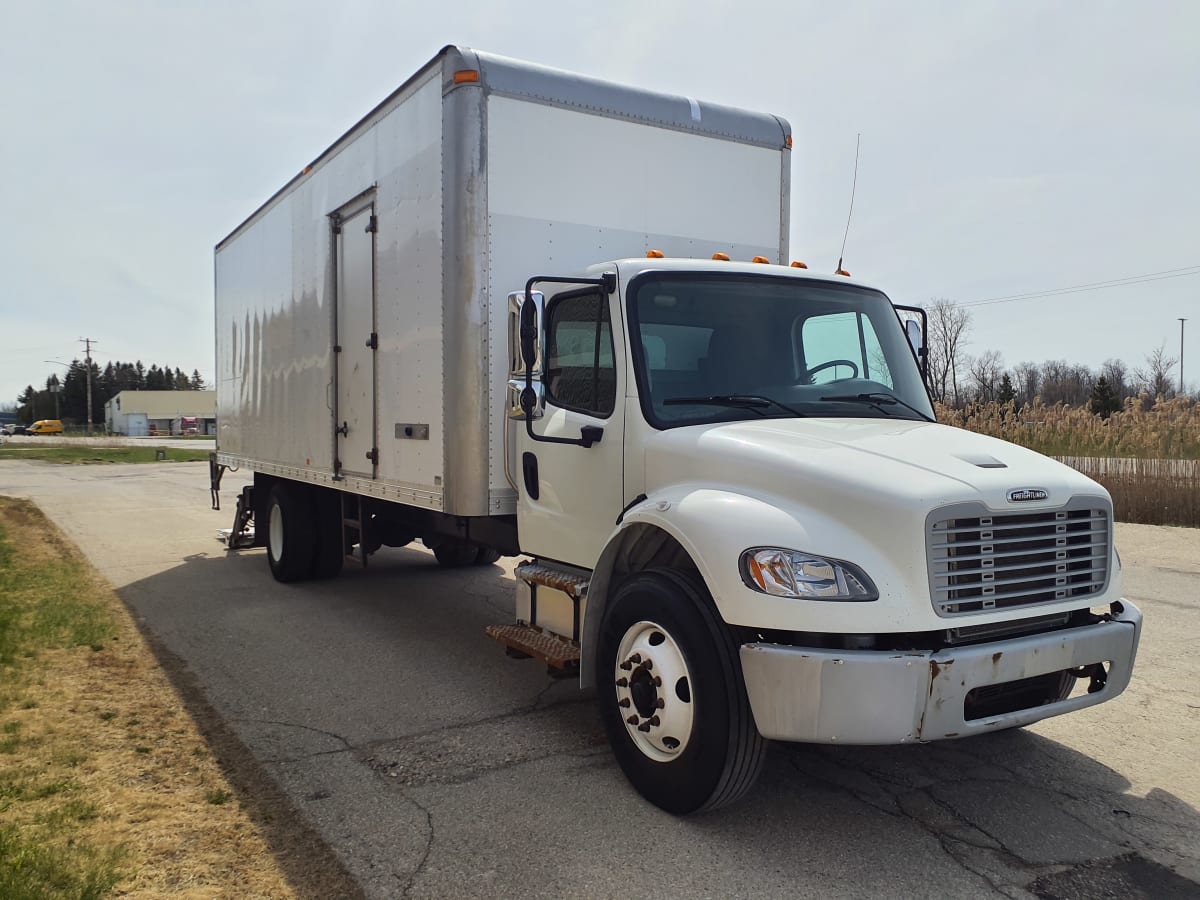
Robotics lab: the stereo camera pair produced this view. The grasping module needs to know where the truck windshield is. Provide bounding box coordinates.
[627,272,935,428]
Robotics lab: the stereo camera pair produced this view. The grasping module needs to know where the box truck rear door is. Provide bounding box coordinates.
[334,201,378,478]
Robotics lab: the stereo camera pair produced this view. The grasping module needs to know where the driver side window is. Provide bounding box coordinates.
[797,311,893,387]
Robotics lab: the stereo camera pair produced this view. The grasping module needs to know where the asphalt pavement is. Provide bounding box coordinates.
[1,459,1197,899]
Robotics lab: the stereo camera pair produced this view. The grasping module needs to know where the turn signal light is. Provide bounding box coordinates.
[712,252,730,261]
[790,261,808,269]
[453,70,480,84]
[646,249,664,258]
[752,256,769,264]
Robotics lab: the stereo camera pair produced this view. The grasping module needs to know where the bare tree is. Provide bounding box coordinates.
[1100,358,1131,401]
[927,298,971,407]
[1133,343,1178,399]
[1013,361,1040,407]
[968,350,1005,402]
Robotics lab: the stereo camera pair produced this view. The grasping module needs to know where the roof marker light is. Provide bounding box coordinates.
[712,252,730,261]
[752,256,770,264]
[646,249,664,258]
[835,268,852,277]
[790,261,808,269]
[453,70,480,84]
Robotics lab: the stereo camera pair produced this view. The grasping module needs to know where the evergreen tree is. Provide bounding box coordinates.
[190,369,205,390]
[1088,376,1121,419]
[997,373,1016,406]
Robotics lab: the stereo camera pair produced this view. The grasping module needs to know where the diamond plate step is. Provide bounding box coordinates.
[515,561,590,599]
[485,623,581,670]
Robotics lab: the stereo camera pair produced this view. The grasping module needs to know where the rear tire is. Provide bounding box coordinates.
[432,540,479,568]
[266,483,316,583]
[310,488,344,580]
[473,547,502,566]
[597,569,766,814]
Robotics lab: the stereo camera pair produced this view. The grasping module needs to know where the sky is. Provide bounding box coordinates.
[1,0,1197,406]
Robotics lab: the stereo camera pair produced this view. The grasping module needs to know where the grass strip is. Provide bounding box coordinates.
[0,447,210,464]
[0,497,302,898]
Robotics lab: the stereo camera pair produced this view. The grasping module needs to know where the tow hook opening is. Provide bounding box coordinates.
[963,660,1111,721]
[1070,661,1110,695]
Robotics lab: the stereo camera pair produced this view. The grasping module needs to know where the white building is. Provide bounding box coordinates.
[104,390,216,436]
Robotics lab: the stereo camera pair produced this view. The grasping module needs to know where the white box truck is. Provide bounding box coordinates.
[212,46,1141,813]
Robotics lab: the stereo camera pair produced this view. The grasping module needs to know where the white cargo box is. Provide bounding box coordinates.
[215,45,791,517]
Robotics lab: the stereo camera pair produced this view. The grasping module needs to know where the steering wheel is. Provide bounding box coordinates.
[798,359,860,383]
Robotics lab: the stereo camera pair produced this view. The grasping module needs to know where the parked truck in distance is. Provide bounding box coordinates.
[212,46,1141,813]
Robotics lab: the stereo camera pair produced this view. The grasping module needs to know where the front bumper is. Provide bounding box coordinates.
[739,600,1142,744]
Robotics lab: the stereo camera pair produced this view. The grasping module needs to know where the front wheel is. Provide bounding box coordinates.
[597,569,766,814]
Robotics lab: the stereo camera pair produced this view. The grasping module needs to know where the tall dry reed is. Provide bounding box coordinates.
[938,396,1200,526]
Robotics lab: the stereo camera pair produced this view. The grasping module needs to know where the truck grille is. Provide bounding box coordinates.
[927,501,1110,617]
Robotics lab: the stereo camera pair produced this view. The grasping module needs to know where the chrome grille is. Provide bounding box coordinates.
[927,501,1110,617]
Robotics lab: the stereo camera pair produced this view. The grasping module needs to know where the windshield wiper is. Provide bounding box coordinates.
[818,391,934,422]
[663,394,806,417]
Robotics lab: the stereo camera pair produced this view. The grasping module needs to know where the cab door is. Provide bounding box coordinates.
[515,284,626,568]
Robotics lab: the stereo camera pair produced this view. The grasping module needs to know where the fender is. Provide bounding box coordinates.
[580,483,917,687]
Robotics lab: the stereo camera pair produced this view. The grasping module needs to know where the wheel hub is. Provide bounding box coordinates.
[613,620,693,762]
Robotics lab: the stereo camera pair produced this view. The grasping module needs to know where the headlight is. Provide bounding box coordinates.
[740,547,878,601]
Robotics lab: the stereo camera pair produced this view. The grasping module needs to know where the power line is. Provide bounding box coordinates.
[959,265,1200,308]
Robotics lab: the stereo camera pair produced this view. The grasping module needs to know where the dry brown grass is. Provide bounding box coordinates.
[0,498,360,898]
[937,396,1200,526]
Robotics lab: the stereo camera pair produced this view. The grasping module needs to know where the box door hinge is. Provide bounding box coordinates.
[365,332,378,350]
[366,214,377,233]
[365,448,378,465]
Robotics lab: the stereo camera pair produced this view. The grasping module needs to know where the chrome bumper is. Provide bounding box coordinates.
[739,601,1142,744]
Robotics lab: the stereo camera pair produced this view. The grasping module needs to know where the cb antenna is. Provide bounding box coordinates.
[836,133,861,276]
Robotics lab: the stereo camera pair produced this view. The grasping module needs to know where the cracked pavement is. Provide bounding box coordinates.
[2,459,1197,898]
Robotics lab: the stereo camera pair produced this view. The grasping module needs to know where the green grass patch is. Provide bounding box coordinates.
[0,446,210,464]
[0,824,123,900]
[0,500,126,895]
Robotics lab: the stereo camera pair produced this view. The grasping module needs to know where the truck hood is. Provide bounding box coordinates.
[642,417,1104,513]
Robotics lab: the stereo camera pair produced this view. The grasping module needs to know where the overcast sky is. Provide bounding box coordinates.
[2,0,1197,406]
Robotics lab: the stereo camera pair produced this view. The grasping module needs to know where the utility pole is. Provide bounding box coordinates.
[1180,318,1187,397]
[80,337,97,435]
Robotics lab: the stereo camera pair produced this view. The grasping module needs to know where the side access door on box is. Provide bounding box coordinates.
[331,194,379,480]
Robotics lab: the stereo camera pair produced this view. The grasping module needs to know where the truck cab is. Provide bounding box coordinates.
[505,256,1141,813]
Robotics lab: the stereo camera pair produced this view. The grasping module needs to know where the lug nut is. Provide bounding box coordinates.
[618,698,630,708]
[627,715,639,725]
[642,659,653,670]
[653,676,662,686]
[655,698,665,709]
[629,653,642,664]
[648,716,660,727]
[620,661,632,671]
[615,677,628,687]
[637,722,651,732]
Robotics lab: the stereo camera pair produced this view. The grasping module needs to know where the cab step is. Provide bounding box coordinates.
[485,623,580,670]
[515,561,589,598]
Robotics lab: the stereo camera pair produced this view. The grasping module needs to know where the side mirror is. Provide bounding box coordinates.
[520,295,538,371]
[905,319,922,357]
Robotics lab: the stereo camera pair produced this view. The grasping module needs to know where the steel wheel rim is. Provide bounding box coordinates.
[614,620,693,762]
[268,502,283,562]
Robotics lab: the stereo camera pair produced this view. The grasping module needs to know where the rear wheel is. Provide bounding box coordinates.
[432,539,479,568]
[266,483,315,583]
[310,488,344,580]
[597,569,766,814]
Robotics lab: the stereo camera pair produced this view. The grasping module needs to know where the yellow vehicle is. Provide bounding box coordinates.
[28,419,64,435]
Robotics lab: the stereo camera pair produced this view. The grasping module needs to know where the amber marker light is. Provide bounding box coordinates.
[712,252,731,261]
[646,249,665,258]
[835,268,851,277]
[791,261,808,269]
[453,70,480,83]
[752,256,770,264]
[785,135,793,149]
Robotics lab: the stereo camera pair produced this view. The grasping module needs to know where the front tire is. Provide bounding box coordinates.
[597,569,766,814]
[266,483,315,583]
